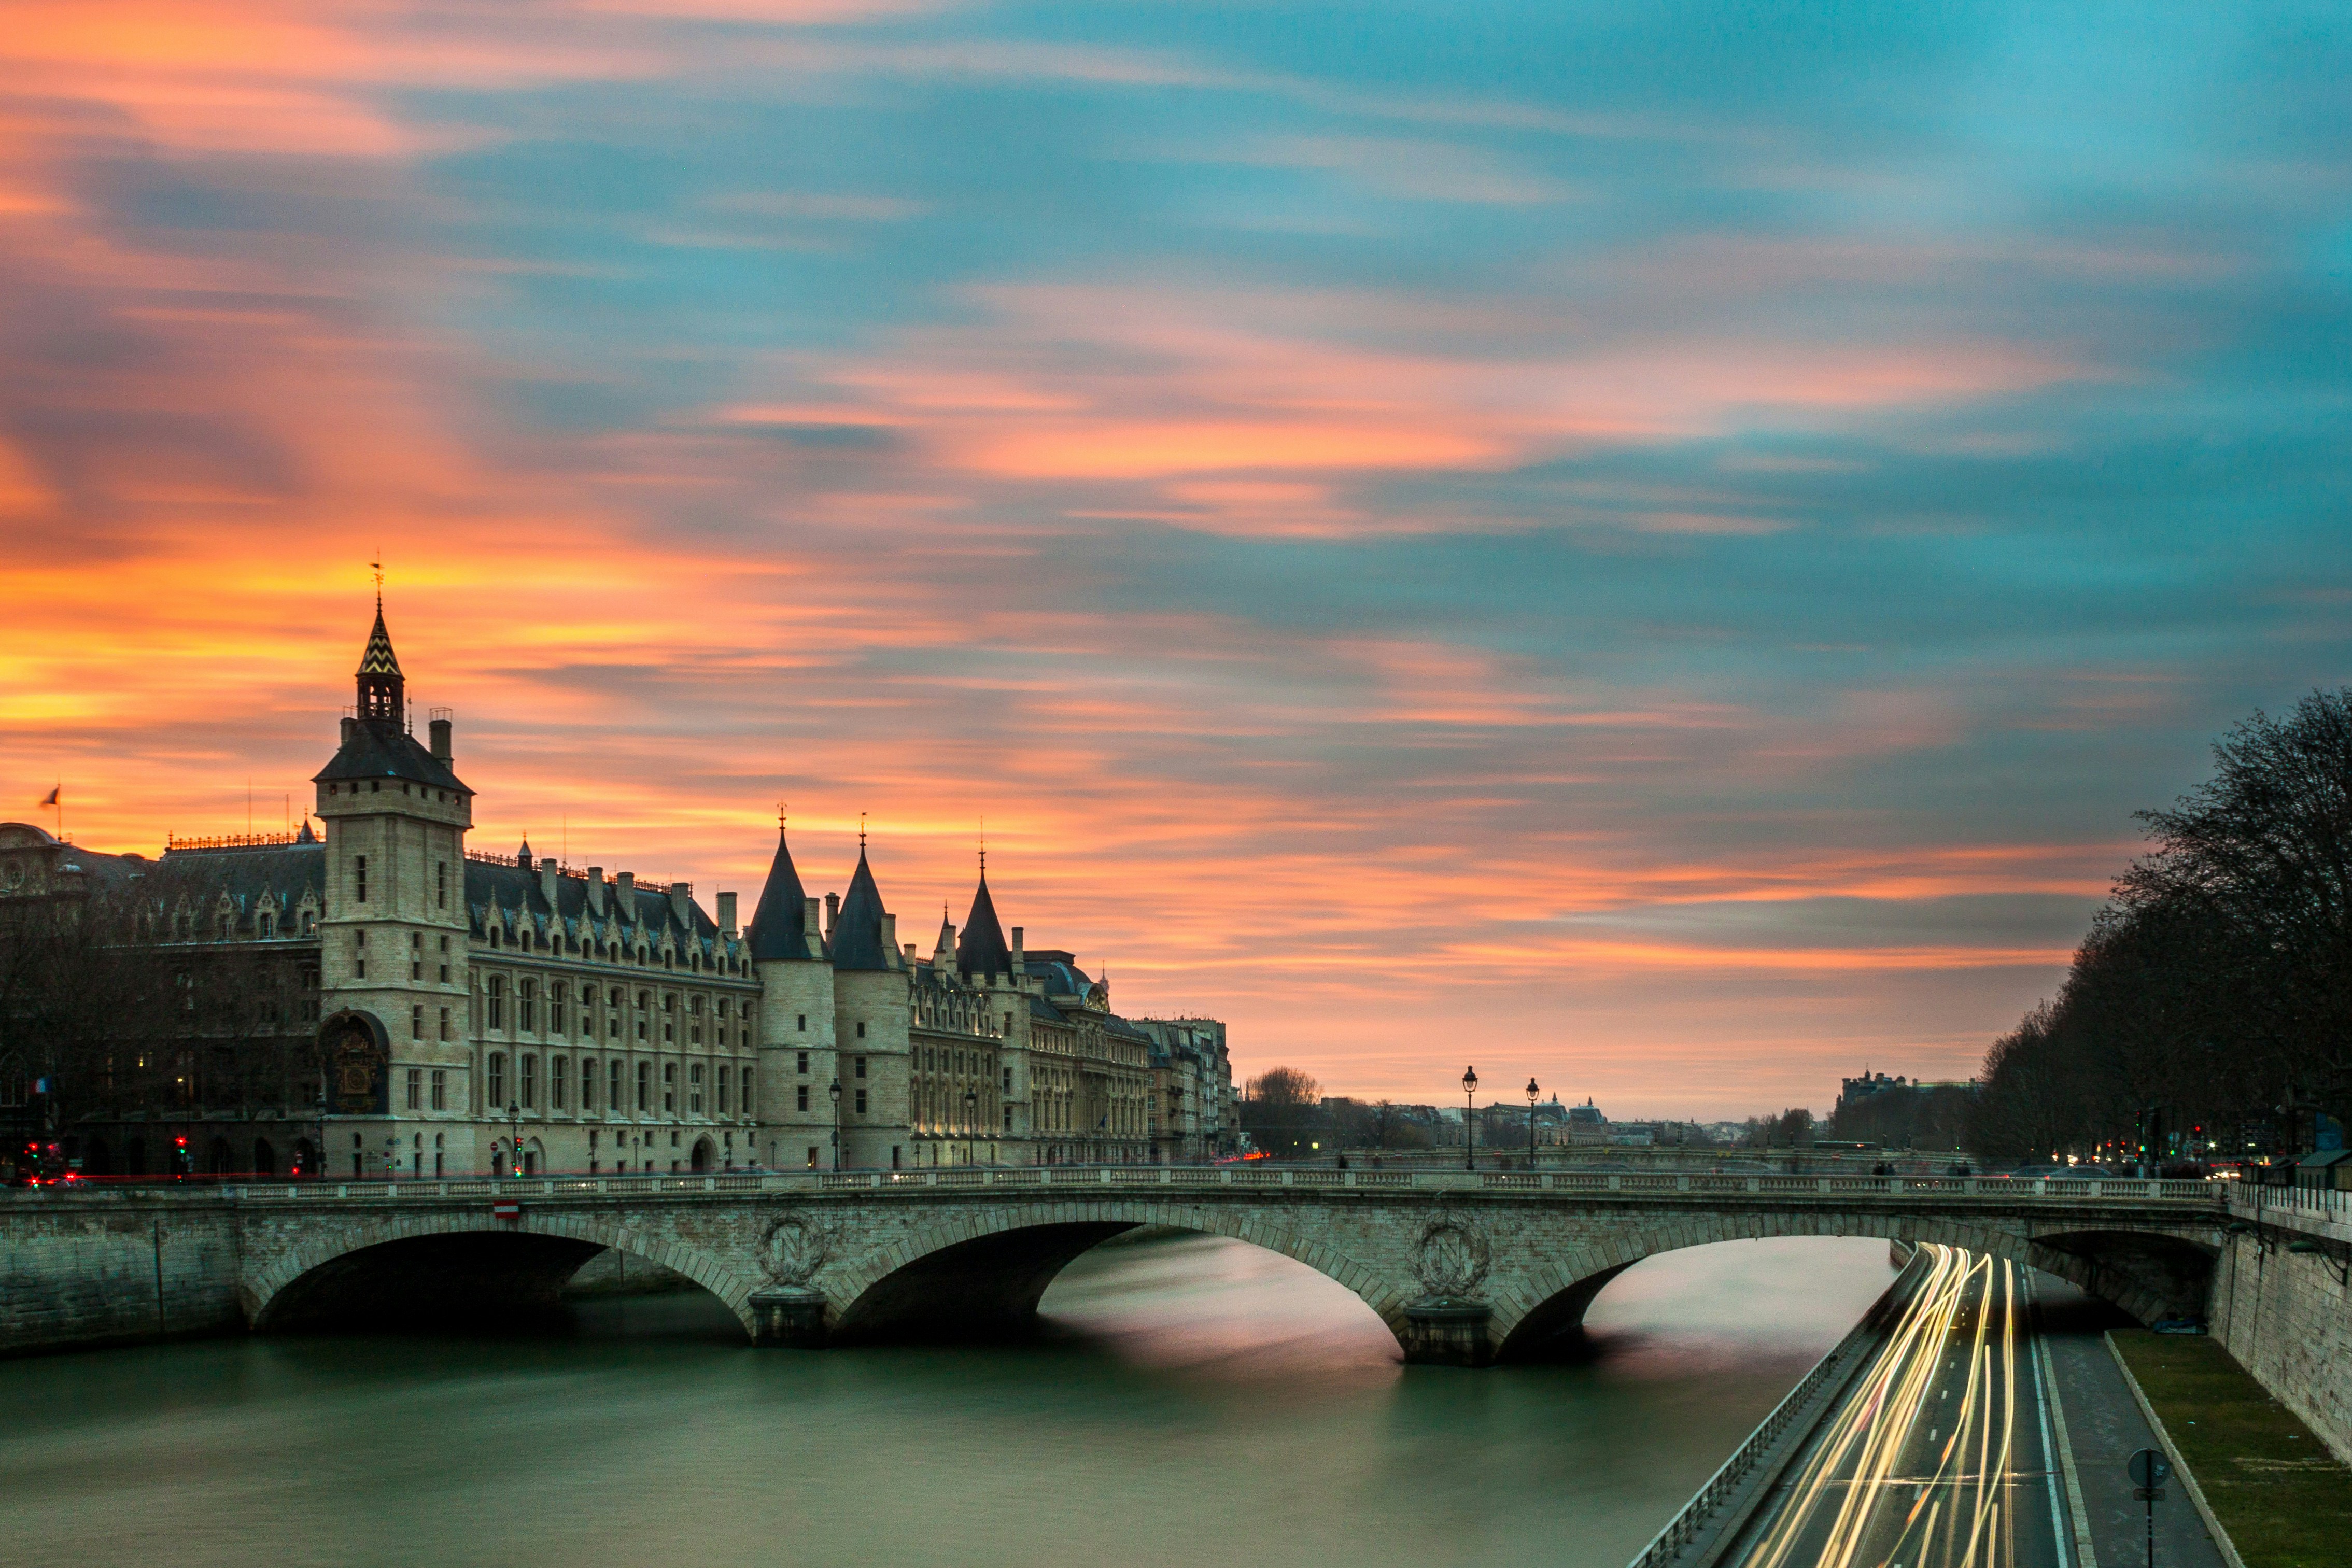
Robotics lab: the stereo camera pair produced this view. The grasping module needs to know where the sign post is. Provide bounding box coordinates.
[2126,1448,2171,1568]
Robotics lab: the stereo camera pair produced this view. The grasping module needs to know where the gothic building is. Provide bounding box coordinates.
[0,603,1235,1177]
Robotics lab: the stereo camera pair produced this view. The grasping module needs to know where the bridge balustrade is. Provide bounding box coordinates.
[14,1167,2236,1206]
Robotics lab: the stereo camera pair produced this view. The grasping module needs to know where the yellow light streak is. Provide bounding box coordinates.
[1741,1245,2031,1568]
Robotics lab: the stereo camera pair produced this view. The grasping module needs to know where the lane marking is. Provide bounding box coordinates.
[2022,1268,2082,1568]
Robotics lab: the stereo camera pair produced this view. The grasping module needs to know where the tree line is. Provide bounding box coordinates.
[1969,689,2352,1164]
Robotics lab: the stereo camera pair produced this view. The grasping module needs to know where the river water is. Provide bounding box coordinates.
[0,1232,1893,1567]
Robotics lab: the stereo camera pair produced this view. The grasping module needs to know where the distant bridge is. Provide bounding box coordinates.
[5,1167,2228,1365]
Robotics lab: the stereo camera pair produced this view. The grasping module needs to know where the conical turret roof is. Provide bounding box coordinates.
[355,602,403,677]
[747,825,813,962]
[829,847,893,971]
[956,867,1012,979]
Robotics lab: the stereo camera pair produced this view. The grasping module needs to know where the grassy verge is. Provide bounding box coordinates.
[2111,1328,2352,1568]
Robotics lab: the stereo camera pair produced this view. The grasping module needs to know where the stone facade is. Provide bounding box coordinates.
[0,600,1231,1179]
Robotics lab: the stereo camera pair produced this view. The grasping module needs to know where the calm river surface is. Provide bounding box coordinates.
[0,1233,1892,1567]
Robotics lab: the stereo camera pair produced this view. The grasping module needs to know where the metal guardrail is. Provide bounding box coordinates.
[6,1168,2233,1206]
[1626,1251,1930,1568]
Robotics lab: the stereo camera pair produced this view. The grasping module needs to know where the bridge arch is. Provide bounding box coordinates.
[244,1211,760,1335]
[1487,1209,2221,1361]
[826,1198,1411,1350]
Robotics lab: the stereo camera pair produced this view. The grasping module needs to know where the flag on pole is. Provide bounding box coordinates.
[39,787,59,807]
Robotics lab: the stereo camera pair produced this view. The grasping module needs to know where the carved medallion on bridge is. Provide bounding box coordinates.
[759,1211,832,1286]
[1412,1218,1491,1299]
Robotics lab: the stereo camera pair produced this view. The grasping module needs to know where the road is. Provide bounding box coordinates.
[1730,1243,2068,1568]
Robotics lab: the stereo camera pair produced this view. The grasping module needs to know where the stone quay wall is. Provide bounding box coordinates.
[1,1193,244,1354]
[2213,1187,2352,1462]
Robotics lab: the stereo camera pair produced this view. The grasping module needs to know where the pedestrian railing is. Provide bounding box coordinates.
[7,1166,2233,1206]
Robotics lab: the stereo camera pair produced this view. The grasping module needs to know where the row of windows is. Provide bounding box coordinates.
[478,976,743,1046]
[484,921,738,976]
[483,1051,753,1118]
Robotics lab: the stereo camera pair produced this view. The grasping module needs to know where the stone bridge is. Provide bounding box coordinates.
[7,1167,2229,1365]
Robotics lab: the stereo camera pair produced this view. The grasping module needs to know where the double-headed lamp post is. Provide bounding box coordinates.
[1527,1077,1540,1166]
[1462,1065,1478,1171]
[828,1077,843,1171]
[965,1088,979,1166]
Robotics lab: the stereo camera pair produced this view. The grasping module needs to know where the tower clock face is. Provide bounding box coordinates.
[328,1020,389,1114]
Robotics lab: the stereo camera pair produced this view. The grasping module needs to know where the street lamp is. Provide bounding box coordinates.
[506,1100,522,1177]
[1527,1077,1540,1167]
[828,1077,843,1171]
[965,1088,978,1166]
[1462,1065,1478,1171]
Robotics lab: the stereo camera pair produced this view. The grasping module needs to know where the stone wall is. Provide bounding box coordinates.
[0,1196,242,1354]
[2210,1195,2352,1462]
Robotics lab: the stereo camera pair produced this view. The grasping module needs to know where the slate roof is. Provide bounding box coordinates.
[1025,954,1092,997]
[312,717,468,794]
[747,826,815,962]
[61,841,329,935]
[956,872,1012,979]
[464,860,743,968]
[828,849,894,971]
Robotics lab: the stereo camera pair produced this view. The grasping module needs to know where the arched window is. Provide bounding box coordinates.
[636,1060,651,1112]
[663,1062,677,1113]
[487,1052,506,1107]
[520,1053,538,1109]
[550,1055,568,1110]
[689,1063,704,1115]
[485,974,505,1030]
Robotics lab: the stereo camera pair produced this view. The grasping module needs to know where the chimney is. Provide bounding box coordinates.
[904,943,918,964]
[717,891,737,936]
[881,911,897,962]
[429,716,452,764]
[804,896,822,955]
[616,871,636,919]
[824,891,839,938]
[669,881,693,928]
[587,868,606,916]
[1011,925,1025,968]
[341,716,357,745]
[539,861,558,909]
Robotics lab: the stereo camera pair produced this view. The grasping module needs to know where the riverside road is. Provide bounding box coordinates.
[1717,1245,2232,1568]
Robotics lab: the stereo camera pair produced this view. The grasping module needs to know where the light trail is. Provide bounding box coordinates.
[1736,1244,2057,1568]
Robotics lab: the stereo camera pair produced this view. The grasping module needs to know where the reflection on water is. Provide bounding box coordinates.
[0,1232,1890,1568]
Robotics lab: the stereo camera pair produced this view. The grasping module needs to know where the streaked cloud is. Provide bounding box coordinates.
[1,0,2346,1114]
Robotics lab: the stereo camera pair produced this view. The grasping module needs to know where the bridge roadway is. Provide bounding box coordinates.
[5,1166,2226,1365]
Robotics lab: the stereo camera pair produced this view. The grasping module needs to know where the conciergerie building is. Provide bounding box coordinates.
[0,602,1235,1179]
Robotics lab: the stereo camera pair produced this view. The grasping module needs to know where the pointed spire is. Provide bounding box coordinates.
[830,839,893,971]
[956,847,1013,980]
[517,835,533,872]
[354,590,404,724]
[747,817,812,962]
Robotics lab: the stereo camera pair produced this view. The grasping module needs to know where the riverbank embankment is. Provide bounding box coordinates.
[2213,1187,2352,1463]
[2111,1326,2352,1568]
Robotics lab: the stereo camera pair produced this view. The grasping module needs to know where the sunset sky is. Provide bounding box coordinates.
[3,3,2346,1119]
